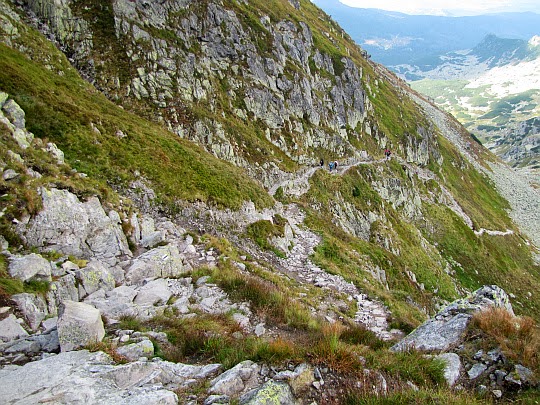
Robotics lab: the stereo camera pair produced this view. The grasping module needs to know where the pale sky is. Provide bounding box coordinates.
[338,0,540,16]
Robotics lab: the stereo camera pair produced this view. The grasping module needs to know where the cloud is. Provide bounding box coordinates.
[338,0,540,16]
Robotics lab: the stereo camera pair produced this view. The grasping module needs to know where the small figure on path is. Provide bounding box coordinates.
[334,161,338,170]
[320,158,324,167]
[328,161,334,171]
[384,149,391,161]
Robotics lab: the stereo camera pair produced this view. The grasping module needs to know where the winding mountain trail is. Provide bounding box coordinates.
[276,204,395,340]
[412,93,540,248]
[268,157,386,197]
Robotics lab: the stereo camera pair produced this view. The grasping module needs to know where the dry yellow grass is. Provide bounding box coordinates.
[472,307,540,372]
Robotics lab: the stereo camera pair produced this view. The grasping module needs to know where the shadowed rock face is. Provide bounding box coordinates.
[391,285,514,352]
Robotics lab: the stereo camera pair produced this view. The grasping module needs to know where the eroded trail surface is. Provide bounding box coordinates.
[277,204,394,340]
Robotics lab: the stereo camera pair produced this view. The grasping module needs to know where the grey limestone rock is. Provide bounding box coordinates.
[8,253,53,282]
[126,244,186,284]
[274,363,314,395]
[12,293,49,331]
[2,98,25,129]
[436,353,461,386]
[0,350,179,404]
[0,314,28,342]
[392,285,514,352]
[84,285,138,319]
[21,188,131,267]
[2,168,18,180]
[76,260,116,299]
[239,381,296,405]
[134,278,172,306]
[57,300,105,351]
[46,273,79,316]
[468,363,487,380]
[46,142,65,164]
[117,339,154,361]
[209,360,260,396]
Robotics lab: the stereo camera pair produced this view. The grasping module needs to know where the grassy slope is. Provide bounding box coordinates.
[0,43,272,210]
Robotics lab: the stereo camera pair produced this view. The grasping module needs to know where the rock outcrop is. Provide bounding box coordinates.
[392,285,513,352]
[19,188,132,267]
[0,350,221,404]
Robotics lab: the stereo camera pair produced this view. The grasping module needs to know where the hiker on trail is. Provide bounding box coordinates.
[384,149,391,160]
[328,161,334,171]
[334,161,338,170]
[320,158,324,167]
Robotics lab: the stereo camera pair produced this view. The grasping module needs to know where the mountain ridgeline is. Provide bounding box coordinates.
[0,0,540,402]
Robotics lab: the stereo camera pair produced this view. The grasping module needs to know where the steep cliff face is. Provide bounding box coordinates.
[19,0,441,183]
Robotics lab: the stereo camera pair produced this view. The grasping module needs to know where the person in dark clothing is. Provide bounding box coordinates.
[320,158,324,167]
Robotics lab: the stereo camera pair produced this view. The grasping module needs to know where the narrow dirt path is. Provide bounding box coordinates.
[276,204,394,340]
[411,93,540,248]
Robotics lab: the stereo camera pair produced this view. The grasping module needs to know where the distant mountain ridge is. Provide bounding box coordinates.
[395,34,540,80]
[408,34,540,168]
[313,0,540,65]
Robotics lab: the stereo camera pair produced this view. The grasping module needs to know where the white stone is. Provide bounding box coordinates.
[436,352,461,386]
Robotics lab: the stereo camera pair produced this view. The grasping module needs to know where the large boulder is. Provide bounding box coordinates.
[46,274,79,316]
[392,285,514,352]
[0,350,178,404]
[134,278,172,306]
[57,300,105,351]
[8,253,53,282]
[208,360,260,396]
[20,188,131,266]
[125,244,186,284]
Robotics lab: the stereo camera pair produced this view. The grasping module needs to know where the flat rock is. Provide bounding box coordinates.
[0,350,178,404]
[8,253,52,282]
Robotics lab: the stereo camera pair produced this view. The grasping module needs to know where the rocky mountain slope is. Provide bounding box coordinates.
[0,0,539,403]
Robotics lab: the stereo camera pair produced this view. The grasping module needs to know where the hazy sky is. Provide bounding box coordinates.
[338,0,540,16]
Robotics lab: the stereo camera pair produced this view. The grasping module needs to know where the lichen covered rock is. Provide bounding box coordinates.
[57,300,105,351]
